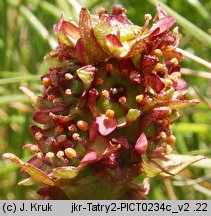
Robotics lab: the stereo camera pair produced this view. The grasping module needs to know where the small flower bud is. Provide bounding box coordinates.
[105,109,115,119]
[65,89,72,96]
[56,151,64,158]
[154,63,164,72]
[35,132,43,141]
[118,96,126,104]
[170,58,178,66]
[52,98,60,106]
[152,49,162,57]
[65,148,77,158]
[45,152,55,160]
[65,73,73,80]
[159,131,167,140]
[72,133,81,141]
[42,77,51,86]
[77,120,88,131]
[68,124,77,133]
[101,90,109,98]
[144,13,152,20]
[166,135,176,144]
[136,94,144,104]
[164,144,172,154]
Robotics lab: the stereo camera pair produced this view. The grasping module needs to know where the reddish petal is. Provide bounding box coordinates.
[81,150,97,163]
[77,90,87,107]
[147,74,165,92]
[79,7,107,64]
[62,21,80,44]
[149,107,171,121]
[54,14,79,46]
[148,16,176,37]
[96,114,117,136]
[37,186,68,200]
[118,58,136,76]
[89,121,99,142]
[154,4,168,21]
[33,111,50,124]
[174,78,187,90]
[106,34,123,47]
[75,38,85,64]
[135,132,148,154]
[109,4,132,25]
[140,55,158,73]
[33,105,69,124]
[20,156,44,174]
[88,88,99,116]
[129,70,142,84]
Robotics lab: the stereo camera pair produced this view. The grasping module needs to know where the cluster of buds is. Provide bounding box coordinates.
[3,4,203,199]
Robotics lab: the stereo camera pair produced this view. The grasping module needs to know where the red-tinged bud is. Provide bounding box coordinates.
[4,4,202,200]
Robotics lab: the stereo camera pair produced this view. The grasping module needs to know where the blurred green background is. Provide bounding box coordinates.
[0,0,211,199]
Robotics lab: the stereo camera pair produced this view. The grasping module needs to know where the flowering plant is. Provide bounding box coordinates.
[3,4,204,199]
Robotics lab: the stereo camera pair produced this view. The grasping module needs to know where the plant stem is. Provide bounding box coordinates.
[177,48,211,69]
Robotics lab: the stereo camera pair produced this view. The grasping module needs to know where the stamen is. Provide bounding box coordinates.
[166,135,176,144]
[77,120,88,131]
[118,96,126,104]
[65,148,77,159]
[154,63,164,72]
[152,49,162,57]
[105,109,115,119]
[68,124,78,133]
[65,73,73,80]
[136,94,144,104]
[101,90,109,98]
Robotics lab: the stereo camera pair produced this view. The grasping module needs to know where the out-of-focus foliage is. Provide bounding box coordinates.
[0,0,211,200]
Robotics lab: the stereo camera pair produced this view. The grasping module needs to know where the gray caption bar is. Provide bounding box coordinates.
[0,200,210,216]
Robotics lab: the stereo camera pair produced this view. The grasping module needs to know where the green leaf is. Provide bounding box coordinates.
[141,161,161,177]
[2,153,55,186]
[53,166,79,179]
[18,177,37,186]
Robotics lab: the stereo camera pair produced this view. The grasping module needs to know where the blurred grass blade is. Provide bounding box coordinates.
[149,0,211,48]
[0,95,28,105]
[193,184,211,197]
[168,154,211,169]
[186,0,209,20]
[39,1,61,19]
[56,0,73,18]
[19,5,57,49]
[172,123,210,133]
[67,0,82,18]
[0,75,40,85]
[181,68,211,80]
[177,48,211,69]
